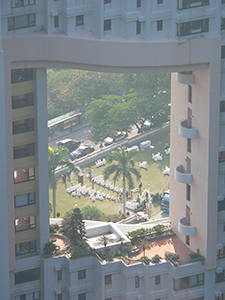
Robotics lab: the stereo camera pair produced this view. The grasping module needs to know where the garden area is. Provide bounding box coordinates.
[49,131,170,220]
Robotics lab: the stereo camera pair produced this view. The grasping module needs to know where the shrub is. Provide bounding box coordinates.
[140,256,151,265]
[50,224,59,233]
[189,252,204,260]
[151,254,161,263]
[165,251,179,262]
[43,239,59,257]
[153,224,165,234]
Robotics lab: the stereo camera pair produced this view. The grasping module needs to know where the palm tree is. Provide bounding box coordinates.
[99,234,112,255]
[139,238,150,257]
[48,146,78,218]
[103,146,141,216]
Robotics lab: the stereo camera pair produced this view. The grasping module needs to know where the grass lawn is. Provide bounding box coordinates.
[50,131,170,218]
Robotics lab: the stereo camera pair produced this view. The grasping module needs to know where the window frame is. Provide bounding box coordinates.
[76,15,84,27]
[158,0,163,4]
[137,0,141,7]
[12,92,33,109]
[155,275,161,285]
[11,0,36,8]
[177,18,209,37]
[15,268,40,285]
[104,19,111,31]
[15,216,36,232]
[54,15,59,28]
[217,246,225,259]
[8,13,36,31]
[136,20,141,34]
[14,192,35,208]
[13,143,35,159]
[15,240,36,256]
[177,0,209,10]
[157,20,163,31]
[219,151,225,163]
[135,276,139,288]
[173,273,204,291]
[11,68,33,84]
[78,269,86,280]
[13,118,34,135]
[105,274,112,285]
[78,293,86,300]
[14,167,35,184]
[57,270,62,281]
[104,0,111,3]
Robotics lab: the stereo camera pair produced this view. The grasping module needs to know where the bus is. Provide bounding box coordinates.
[160,191,170,212]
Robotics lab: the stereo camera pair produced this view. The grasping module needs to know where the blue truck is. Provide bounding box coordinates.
[160,191,170,212]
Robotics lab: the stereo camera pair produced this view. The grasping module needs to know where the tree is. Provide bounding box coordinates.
[138,238,150,257]
[48,146,77,218]
[103,146,141,216]
[98,234,112,255]
[81,206,102,220]
[43,239,59,257]
[61,208,86,244]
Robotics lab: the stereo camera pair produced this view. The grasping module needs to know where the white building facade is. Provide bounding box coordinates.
[0,0,224,299]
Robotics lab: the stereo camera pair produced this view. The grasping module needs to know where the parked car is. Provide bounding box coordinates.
[104,131,127,146]
[70,145,94,160]
[56,138,81,152]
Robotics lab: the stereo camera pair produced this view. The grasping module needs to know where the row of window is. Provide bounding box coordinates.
[177,0,209,10]
[15,267,40,285]
[8,13,35,31]
[104,0,163,5]
[173,273,204,291]
[15,291,40,300]
[11,0,35,8]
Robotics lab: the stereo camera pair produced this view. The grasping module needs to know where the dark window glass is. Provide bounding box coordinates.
[188,85,192,103]
[15,192,35,207]
[186,184,191,201]
[223,0,225,3]
[104,0,111,3]
[177,0,209,10]
[12,92,33,109]
[173,274,204,291]
[11,68,33,84]
[78,293,86,300]
[15,216,36,232]
[186,235,190,245]
[158,0,163,3]
[136,21,141,34]
[155,275,161,285]
[222,18,225,31]
[15,240,36,256]
[219,151,225,163]
[11,0,35,8]
[216,270,225,283]
[177,19,209,37]
[54,15,59,28]
[220,101,225,112]
[78,269,86,280]
[13,118,34,134]
[19,295,26,300]
[57,270,62,280]
[137,0,141,7]
[14,168,35,184]
[157,20,163,31]
[104,19,111,31]
[187,138,191,153]
[15,268,40,285]
[8,13,36,31]
[13,143,35,159]
[76,15,84,26]
[217,246,225,259]
[105,275,112,285]
[58,294,62,300]
[135,276,139,288]
[218,198,225,211]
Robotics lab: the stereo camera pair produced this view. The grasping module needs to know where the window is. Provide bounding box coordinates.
[187,138,191,153]
[57,270,62,280]
[104,0,111,3]
[15,240,36,256]
[15,216,36,232]
[105,275,112,285]
[76,15,84,26]
[158,0,163,3]
[15,268,40,285]
[14,143,35,159]
[186,184,191,201]
[58,294,62,300]
[177,0,209,10]
[15,292,40,300]
[54,15,59,28]
[177,19,209,37]
[218,198,225,211]
[216,269,225,283]
[186,235,190,245]
[173,273,204,291]
[8,13,36,31]
[220,101,225,112]
[218,246,225,259]
[78,293,86,300]
[188,84,192,103]
[215,294,225,300]
[14,168,35,184]
[157,20,163,31]
[223,0,225,4]
[222,18,225,31]
[11,0,35,8]
[104,19,111,31]
[135,276,139,288]
[219,151,225,163]
[105,298,112,300]
[13,118,34,134]
[137,0,141,7]
[155,275,161,285]
[12,92,33,109]
[11,68,33,84]
[15,192,35,207]
[136,21,141,34]
[78,269,86,280]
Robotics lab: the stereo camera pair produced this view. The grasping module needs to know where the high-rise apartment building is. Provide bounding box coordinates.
[0,0,224,299]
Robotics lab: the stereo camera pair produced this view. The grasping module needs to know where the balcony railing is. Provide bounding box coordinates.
[179,120,198,139]
[178,217,196,236]
[175,165,192,184]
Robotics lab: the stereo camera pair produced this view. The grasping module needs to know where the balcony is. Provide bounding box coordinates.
[175,165,192,184]
[179,120,198,139]
[178,217,196,236]
[176,72,194,85]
